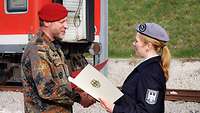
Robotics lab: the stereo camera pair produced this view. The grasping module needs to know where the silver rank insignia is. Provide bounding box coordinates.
[145,89,159,105]
[90,79,101,88]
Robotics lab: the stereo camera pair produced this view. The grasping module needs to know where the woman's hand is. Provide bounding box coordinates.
[99,98,114,113]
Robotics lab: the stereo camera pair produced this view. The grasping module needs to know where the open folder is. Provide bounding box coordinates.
[68,64,123,104]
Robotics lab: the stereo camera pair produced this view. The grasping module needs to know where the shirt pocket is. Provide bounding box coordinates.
[47,49,64,67]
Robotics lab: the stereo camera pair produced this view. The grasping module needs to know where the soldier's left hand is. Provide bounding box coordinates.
[74,87,96,107]
[79,91,96,107]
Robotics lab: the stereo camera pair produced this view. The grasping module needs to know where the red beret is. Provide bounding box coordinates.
[38,3,68,22]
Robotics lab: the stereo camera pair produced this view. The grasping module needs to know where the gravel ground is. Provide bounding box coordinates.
[0,59,200,113]
[0,92,24,113]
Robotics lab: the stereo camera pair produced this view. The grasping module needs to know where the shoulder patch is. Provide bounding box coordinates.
[145,89,159,105]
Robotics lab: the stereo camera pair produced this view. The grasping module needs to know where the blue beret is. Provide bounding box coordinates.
[136,23,169,42]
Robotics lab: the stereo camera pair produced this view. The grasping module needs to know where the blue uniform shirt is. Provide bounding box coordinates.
[113,56,166,113]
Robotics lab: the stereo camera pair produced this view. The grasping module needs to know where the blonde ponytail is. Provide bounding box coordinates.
[161,46,171,81]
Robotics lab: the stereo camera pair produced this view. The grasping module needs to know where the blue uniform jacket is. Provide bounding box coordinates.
[113,56,166,113]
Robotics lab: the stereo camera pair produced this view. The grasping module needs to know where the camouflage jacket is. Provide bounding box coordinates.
[21,31,80,113]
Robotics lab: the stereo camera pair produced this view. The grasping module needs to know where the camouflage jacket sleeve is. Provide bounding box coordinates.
[29,45,79,104]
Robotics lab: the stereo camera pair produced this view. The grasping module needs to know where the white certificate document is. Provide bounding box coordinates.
[68,64,123,104]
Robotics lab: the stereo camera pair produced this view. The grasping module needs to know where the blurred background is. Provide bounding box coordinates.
[108,0,200,58]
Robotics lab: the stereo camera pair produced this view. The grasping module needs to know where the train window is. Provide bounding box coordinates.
[4,0,28,14]
[52,0,63,4]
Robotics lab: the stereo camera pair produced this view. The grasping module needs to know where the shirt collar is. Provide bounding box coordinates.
[134,55,160,70]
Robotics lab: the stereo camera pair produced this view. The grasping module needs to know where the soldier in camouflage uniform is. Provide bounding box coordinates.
[21,3,95,113]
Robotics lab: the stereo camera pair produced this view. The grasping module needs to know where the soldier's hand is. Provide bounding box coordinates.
[79,91,96,107]
[73,87,96,107]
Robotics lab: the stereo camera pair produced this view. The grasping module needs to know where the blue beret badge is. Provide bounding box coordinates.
[138,24,147,32]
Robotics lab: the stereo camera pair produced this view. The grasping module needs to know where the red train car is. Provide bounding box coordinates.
[0,0,108,84]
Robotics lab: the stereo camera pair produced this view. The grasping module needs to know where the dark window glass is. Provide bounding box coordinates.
[6,0,28,13]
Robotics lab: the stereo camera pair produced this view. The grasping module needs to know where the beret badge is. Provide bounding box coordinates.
[138,24,147,32]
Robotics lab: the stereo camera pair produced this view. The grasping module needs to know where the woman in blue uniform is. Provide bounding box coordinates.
[100,23,171,113]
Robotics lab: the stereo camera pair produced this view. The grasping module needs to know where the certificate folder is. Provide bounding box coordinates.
[68,64,123,104]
